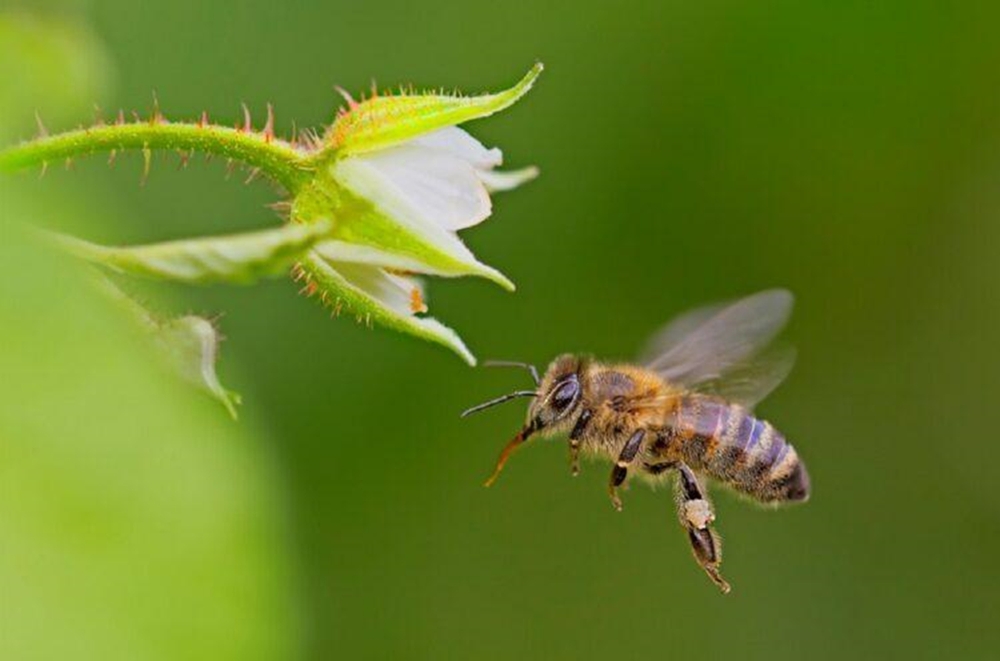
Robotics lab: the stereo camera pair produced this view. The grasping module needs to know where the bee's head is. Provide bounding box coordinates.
[527,354,584,434]
[461,354,586,487]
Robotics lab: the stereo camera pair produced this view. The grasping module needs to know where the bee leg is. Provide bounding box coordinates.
[608,429,646,512]
[568,409,593,477]
[675,463,731,594]
[568,441,581,477]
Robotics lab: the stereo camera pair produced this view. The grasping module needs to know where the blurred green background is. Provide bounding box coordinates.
[2,1,999,659]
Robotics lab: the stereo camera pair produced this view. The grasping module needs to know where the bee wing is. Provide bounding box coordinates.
[645,289,795,405]
[684,346,797,408]
[639,301,729,363]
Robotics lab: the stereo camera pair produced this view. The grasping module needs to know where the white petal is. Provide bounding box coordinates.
[477,166,539,192]
[313,240,435,274]
[409,127,503,169]
[327,261,426,317]
[336,143,492,231]
[314,238,514,291]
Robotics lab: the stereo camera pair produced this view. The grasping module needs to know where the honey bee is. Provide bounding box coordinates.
[462,289,810,593]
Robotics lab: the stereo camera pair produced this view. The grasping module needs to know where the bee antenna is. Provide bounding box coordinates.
[483,360,540,386]
[460,391,538,418]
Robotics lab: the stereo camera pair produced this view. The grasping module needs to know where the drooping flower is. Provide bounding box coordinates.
[0,64,543,417]
[290,64,543,363]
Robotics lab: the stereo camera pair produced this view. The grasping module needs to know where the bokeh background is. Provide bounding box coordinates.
[2,1,999,659]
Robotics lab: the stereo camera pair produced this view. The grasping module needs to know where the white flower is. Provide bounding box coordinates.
[317,126,536,290]
[290,64,543,363]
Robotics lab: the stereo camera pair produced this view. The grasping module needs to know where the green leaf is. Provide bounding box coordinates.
[51,220,333,285]
[296,252,476,365]
[324,63,543,157]
[153,315,242,419]
[88,274,241,418]
[0,22,300,660]
[0,208,301,661]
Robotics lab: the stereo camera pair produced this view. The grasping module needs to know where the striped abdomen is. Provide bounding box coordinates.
[670,395,810,503]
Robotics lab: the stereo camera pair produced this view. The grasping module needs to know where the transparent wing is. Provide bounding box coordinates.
[645,289,795,404]
[639,301,728,364]
[686,346,796,408]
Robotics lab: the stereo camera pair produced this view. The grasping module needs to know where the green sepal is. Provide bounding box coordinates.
[93,274,241,418]
[52,220,333,285]
[325,63,542,157]
[296,252,475,365]
[153,315,242,419]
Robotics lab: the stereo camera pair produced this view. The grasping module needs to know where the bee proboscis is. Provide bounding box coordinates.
[463,289,810,593]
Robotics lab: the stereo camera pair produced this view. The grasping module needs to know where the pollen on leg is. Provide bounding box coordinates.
[683,499,715,530]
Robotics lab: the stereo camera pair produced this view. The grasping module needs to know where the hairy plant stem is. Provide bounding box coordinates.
[0,121,320,192]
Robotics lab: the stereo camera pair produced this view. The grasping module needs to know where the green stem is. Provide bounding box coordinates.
[0,121,316,192]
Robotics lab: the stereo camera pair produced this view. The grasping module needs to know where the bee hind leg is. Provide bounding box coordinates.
[675,463,731,594]
[608,429,646,512]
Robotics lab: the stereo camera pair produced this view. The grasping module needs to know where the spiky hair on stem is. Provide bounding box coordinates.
[2,97,319,193]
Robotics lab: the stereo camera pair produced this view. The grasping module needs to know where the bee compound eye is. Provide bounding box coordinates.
[551,376,579,412]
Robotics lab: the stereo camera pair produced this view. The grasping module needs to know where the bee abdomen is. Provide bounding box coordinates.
[674,397,810,503]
